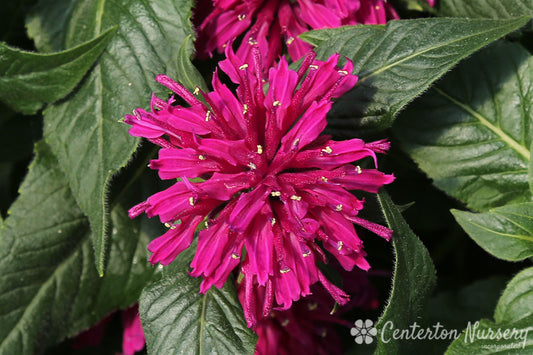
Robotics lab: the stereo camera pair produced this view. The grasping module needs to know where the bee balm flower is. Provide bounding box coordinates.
[125,46,394,327]
[195,0,399,68]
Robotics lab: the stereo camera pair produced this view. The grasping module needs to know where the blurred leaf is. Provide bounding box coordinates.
[140,249,257,355]
[429,276,508,329]
[440,0,533,18]
[26,0,77,52]
[530,142,533,195]
[375,190,436,354]
[394,41,532,211]
[495,267,533,324]
[447,267,533,354]
[31,0,194,275]
[300,17,529,135]
[452,203,533,261]
[0,142,155,354]
[1,0,39,49]
[0,28,115,114]
[176,35,209,93]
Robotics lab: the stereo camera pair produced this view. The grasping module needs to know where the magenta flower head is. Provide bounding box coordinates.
[125,46,394,327]
[195,0,399,68]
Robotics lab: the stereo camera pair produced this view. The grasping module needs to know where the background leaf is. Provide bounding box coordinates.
[0,27,115,114]
[414,276,509,354]
[0,142,156,354]
[140,247,257,355]
[26,0,77,53]
[440,0,533,18]
[495,267,533,324]
[29,0,194,275]
[176,35,209,93]
[394,41,532,211]
[300,17,529,135]
[452,203,533,261]
[374,190,436,354]
[530,142,533,194]
[446,267,533,354]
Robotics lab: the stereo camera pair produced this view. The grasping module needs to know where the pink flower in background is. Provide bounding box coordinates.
[125,45,394,327]
[426,0,435,6]
[195,0,399,68]
[252,269,379,355]
[121,306,146,355]
[71,305,145,355]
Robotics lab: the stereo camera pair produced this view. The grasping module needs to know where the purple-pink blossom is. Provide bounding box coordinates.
[195,0,399,69]
[125,46,394,327]
[251,268,379,355]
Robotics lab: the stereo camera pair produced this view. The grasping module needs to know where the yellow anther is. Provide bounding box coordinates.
[271,191,281,197]
[337,241,343,251]
[280,267,291,274]
[189,197,195,206]
[321,176,328,182]
[242,104,248,114]
[303,250,311,257]
[375,5,381,10]
[231,253,240,259]
[193,87,200,95]
[290,195,302,201]
[335,204,343,211]
[248,37,258,45]
[308,303,318,311]
[321,146,333,154]
[238,14,246,21]
[248,162,257,170]
[273,100,281,107]
[205,111,211,121]
[286,37,295,45]
[271,218,277,226]
[309,64,319,70]
[164,223,171,228]
[355,165,362,174]
[199,155,206,160]
[338,70,348,75]
[257,145,263,154]
[293,138,300,147]
[239,64,249,70]
[281,319,290,327]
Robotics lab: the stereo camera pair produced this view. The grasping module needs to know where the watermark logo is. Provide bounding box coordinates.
[351,319,377,344]
[350,320,530,349]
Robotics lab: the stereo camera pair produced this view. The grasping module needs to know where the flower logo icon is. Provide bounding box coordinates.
[351,319,377,344]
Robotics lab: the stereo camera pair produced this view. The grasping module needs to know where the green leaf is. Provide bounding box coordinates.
[176,35,209,93]
[530,142,533,195]
[495,267,533,324]
[375,190,436,354]
[26,0,78,53]
[398,0,436,12]
[0,27,115,114]
[140,251,258,355]
[394,41,532,211]
[34,0,194,275]
[452,203,533,261]
[0,142,155,354]
[419,277,508,354]
[440,0,533,18]
[300,17,529,134]
[447,268,533,354]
